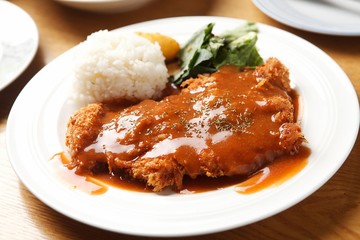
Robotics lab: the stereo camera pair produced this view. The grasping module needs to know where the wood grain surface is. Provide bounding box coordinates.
[1,0,359,239]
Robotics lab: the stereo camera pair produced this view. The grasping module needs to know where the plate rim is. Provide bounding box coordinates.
[252,0,360,36]
[6,16,360,237]
[0,1,39,91]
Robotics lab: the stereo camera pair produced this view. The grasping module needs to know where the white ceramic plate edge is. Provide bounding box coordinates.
[6,16,360,237]
[252,0,360,36]
[0,1,39,91]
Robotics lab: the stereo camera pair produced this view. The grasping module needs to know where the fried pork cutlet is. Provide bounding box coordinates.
[66,58,305,192]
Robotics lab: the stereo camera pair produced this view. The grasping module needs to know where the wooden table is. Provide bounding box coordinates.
[1,0,359,239]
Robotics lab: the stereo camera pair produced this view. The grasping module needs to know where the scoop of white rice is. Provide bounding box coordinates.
[72,30,168,105]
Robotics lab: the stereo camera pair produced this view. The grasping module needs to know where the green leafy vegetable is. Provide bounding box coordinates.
[171,22,264,86]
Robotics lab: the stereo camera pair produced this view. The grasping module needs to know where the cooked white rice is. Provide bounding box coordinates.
[71,30,168,105]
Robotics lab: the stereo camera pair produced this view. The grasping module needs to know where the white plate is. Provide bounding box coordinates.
[0,1,39,91]
[7,16,359,237]
[252,0,360,36]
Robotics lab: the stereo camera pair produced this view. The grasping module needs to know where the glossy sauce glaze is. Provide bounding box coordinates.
[54,146,309,194]
[64,62,308,193]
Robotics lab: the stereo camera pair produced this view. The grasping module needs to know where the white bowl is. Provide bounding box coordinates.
[54,0,153,13]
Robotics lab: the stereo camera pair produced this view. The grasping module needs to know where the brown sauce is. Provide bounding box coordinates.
[234,146,310,194]
[63,61,309,194]
[50,152,108,195]
[52,146,309,194]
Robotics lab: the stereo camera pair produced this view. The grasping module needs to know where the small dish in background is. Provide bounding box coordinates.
[0,1,39,91]
[252,0,360,36]
[54,0,154,13]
